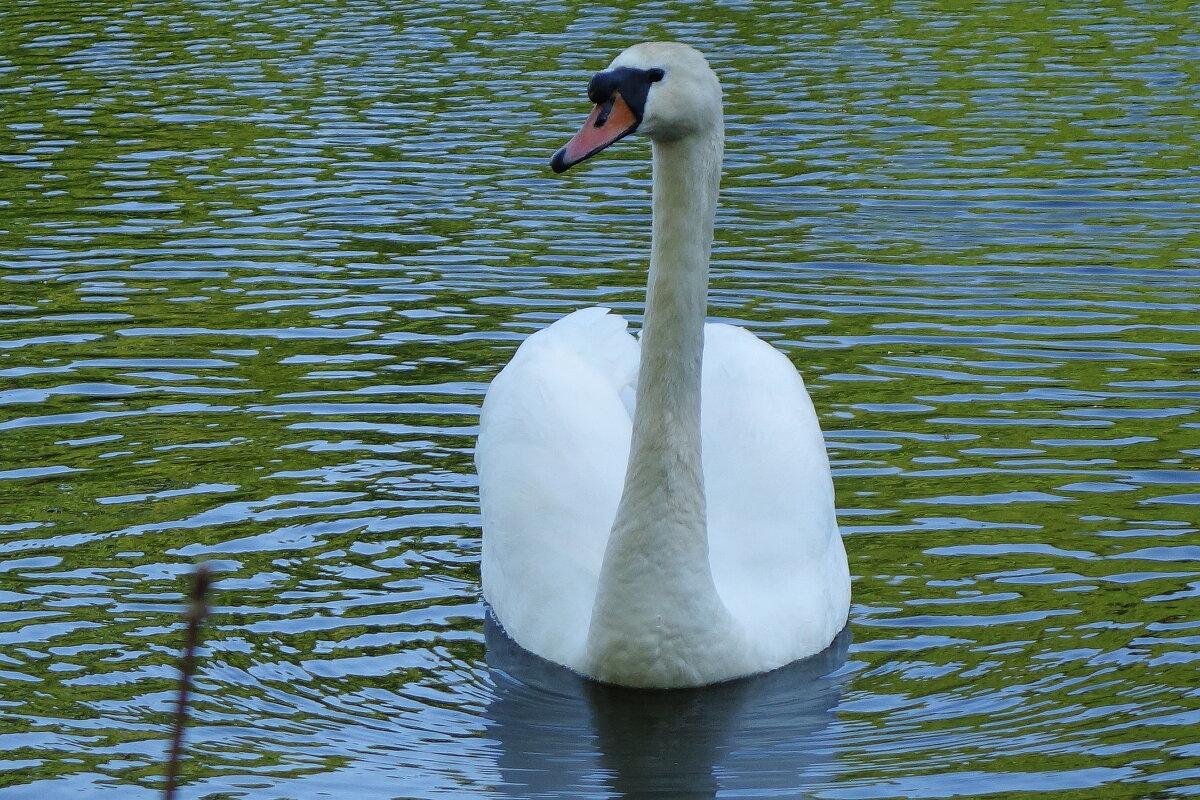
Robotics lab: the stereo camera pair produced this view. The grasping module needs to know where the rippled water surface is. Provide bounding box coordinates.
[2,1,1198,798]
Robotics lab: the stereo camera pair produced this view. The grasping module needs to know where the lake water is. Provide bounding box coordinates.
[1,1,1198,798]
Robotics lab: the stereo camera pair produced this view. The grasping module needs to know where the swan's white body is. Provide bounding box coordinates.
[477,43,850,688]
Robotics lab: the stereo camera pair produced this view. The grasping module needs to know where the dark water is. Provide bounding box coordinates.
[1,1,1198,798]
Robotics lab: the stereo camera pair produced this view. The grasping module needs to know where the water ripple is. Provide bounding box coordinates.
[1,0,1198,797]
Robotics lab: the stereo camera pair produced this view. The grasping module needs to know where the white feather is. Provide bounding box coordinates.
[478,308,637,668]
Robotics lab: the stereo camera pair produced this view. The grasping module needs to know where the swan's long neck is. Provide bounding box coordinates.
[623,132,721,552]
[585,123,738,687]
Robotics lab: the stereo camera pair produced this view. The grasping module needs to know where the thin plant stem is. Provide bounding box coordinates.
[164,564,212,800]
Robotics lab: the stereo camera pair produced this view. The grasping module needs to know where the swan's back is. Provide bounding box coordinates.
[701,323,850,666]
[477,308,637,667]
[478,310,849,675]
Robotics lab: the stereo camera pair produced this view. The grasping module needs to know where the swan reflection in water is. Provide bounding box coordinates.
[483,613,850,799]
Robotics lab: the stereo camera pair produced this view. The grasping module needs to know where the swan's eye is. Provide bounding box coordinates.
[647,68,665,83]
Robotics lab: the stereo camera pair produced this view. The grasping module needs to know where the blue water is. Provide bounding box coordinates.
[1,1,1198,798]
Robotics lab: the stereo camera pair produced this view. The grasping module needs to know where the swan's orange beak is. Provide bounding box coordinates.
[550,92,639,174]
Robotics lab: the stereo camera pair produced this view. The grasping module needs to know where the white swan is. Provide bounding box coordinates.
[476,42,850,688]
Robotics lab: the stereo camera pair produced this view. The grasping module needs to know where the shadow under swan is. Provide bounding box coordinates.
[483,613,850,799]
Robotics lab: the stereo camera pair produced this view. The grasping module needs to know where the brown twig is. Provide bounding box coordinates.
[164,563,212,800]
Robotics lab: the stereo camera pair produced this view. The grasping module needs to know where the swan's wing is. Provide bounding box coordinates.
[701,323,850,660]
[477,307,638,667]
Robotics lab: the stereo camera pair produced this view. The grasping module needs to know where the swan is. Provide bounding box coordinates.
[476,42,850,688]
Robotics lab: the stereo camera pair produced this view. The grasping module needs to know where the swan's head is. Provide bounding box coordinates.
[550,42,722,173]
